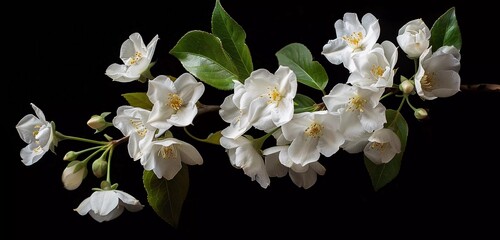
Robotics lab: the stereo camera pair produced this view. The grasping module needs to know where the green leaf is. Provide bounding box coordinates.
[143,165,189,228]
[121,92,153,110]
[212,0,253,80]
[170,30,239,90]
[430,7,462,51]
[364,109,408,191]
[276,43,329,91]
[293,94,317,113]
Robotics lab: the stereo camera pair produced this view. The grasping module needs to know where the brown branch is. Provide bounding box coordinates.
[460,84,500,92]
[196,102,221,116]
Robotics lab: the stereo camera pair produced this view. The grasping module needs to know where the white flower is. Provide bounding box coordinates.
[147,74,205,130]
[74,189,144,222]
[322,12,380,72]
[220,136,270,188]
[397,19,430,59]
[140,138,203,180]
[281,111,345,166]
[112,106,156,160]
[240,66,297,131]
[264,145,326,189]
[341,131,371,154]
[220,80,253,139]
[347,41,398,91]
[323,84,386,140]
[16,103,56,166]
[61,161,88,190]
[364,128,401,164]
[105,32,159,82]
[415,46,461,100]
[220,66,297,139]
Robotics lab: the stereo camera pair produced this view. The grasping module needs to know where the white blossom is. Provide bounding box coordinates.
[112,106,156,160]
[140,138,203,180]
[415,46,461,100]
[16,103,56,166]
[281,111,345,166]
[364,128,401,164]
[74,189,143,222]
[322,12,380,72]
[397,19,431,59]
[347,41,398,91]
[105,33,159,82]
[61,161,87,190]
[220,136,270,188]
[147,73,205,130]
[323,83,386,140]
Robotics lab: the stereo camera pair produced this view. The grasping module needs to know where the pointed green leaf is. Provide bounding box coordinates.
[364,109,408,191]
[212,0,253,80]
[170,30,239,90]
[430,7,462,51]
[293,94,317,113]
[143,165,189,228]
[276,43,329,91]
[122,92,153,110]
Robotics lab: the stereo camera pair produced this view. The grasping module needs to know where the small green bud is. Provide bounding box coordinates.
[399,80,414,94]
[87,112,111,133]
[414,108,428,120]
[63,151,78,161]
[92,158,108,178]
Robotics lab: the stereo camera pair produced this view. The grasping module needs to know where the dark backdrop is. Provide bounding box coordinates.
[10,1,499,239]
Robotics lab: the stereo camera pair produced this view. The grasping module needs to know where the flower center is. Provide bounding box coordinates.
[342,32,364,51]
[347,94,367,112]
[158,146,177,160]
[32,124,42,138]
[304,122,323,138]
[370,142,387,152]
[266,87,282,106]
[421,73,434,91]
[128,52,143,65]
[371,65,384,79]
[168,93,183,111]
[33,144,43,153]
[129,119,147,137]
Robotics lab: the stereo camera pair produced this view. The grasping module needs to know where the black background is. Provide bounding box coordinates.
[10,0,499,239]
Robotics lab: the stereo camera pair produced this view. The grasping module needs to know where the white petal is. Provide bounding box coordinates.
[120,39,136,62]
[168,103,197,127]
[264,152,288,178]
[322,39,349,65]
[288,134,320,166]
[90,191,119,216]
[74,197,92,215]
[289,168,318,189]
[176,140,204,165]
[16,114,41,143]
[89,206,124,222]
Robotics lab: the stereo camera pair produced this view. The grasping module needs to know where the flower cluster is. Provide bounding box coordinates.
[15,0,463,226]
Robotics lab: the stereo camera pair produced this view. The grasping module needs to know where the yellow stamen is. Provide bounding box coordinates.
[347,95,367,112]
[266,87,282,106]
[304,122,323,138]
[370,142,387,152]
[168,93,183,111]
[342,32,364,50]
[421,73,434,91]
[129,119,147,137]
[158,146,176,160]
[371,65,384,79]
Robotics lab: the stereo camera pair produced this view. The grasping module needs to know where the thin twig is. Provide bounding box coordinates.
[460,84,500,92]
[196,103,221,115]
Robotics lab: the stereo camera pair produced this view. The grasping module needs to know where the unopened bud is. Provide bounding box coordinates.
[92,158,108,178]
[87,112,111,133]
[414,108,428,120]
[62,161,88,190]
[63,151,78,161]
[399,80,414,94]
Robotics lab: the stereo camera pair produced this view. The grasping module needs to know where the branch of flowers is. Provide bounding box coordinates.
[196,102,221,115]
[460,84,500,92]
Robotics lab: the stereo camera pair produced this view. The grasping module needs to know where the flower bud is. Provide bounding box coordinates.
[414,108,428,120]
[87,112,111,133]
[92,158,108,178]
[399,80,414,94]
[396,18,430,59]
[62,161,88,190]
[63,151,78,161]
